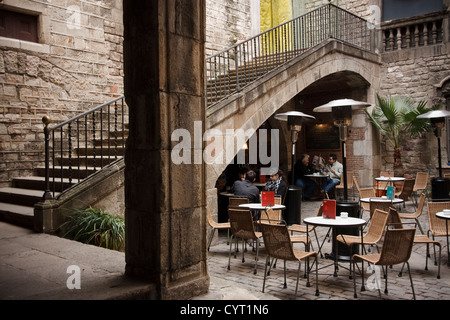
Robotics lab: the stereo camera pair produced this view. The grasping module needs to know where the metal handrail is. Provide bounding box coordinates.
[205,3,376,108]
[42,95,127,199]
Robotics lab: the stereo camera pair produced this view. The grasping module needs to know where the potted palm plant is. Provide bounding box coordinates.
[366,94,439,175]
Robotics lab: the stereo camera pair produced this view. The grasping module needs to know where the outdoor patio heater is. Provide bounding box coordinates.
[313,98,371,259]
[417,110,450,201]
[275,111,316,225]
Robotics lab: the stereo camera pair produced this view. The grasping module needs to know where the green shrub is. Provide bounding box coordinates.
[61,207,125,251]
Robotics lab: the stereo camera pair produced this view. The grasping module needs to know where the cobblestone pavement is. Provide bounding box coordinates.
[201,199,450,301]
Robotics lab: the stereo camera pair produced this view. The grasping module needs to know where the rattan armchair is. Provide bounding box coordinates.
[228,197,249,207]
[207,207,231,251]
[262,207,310,245]
[259,223,319,298]
[337,209,388,252]
[394,178,415,208]
[353,176,375,217]
[288,204,328,257]
[412,172,429,207]
[352,227,416,300]
[335,171,354,199]
[427,201,450,267]
[369,199,393,220]
[389,207,441,279]
[397,193,426,234]
[336,209,388,275]
[228,208,262,274]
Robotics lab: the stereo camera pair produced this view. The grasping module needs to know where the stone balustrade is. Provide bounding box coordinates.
[381,11,449,52]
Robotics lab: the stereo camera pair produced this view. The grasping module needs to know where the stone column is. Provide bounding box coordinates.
[123,1,209,299]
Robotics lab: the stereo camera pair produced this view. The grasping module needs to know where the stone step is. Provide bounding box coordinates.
[35,165,101,179]
[0,187,46,207]
[55,155,123,168]
[12,176,81,192]
[0,202,34,229]
[74,146,125,157]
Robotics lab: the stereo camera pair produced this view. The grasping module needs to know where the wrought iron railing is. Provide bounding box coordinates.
[42,95,128,199]
[205,3,376,108]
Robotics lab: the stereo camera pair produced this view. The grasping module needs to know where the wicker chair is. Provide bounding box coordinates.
[353,176,375,217]
[398,193,426,234]
[389,207,441,279]
[335,171,354,199]
[336,209,388,275]
[412,172,429,207]
[352,227,416,300]
[228,208,263,274]
[337,209,388,252]
[427,201,450,267]
[288,204,328,257]
[207,207,231,251]
[228,197,249,207]
[261,206,282,223]
[394,178,415,208]
[369,199,393,220]
[259,223,319,298]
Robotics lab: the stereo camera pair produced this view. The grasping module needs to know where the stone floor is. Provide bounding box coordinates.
[197,198,450,301]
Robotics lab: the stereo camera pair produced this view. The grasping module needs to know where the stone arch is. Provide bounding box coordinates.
[206,40,381,193]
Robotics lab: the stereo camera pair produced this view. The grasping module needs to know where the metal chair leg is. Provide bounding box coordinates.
[406,262,416,300]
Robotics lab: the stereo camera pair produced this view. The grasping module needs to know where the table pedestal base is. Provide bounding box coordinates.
[331,200,360,260]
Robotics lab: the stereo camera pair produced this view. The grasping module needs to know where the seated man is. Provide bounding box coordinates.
[294,154,317,200]
[322,153,343,196]
[231,170,260,203]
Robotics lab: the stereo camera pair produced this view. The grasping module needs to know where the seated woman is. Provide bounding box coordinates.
[264,169,287,200]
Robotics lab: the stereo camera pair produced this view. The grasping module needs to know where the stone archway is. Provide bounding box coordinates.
[206,40,381,207]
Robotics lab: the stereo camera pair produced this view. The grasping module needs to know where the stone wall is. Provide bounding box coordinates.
[205,0,254,57]
[0,0,124,186]
[378,38,450,176]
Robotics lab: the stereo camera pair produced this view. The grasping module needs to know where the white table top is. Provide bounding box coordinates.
[303,216,366,227]
[436,211,450,220]
[305,174,328,178]
[360,197,404,204]
[238,203,286,210]
[375,176,405,182]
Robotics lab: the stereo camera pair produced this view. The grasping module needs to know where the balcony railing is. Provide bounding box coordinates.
[381,11,448,52]
[205,3,376,108]
[42,95,128,199]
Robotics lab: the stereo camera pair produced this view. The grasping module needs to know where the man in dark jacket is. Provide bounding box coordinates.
[294,154,317,200]
[231,170,260,203]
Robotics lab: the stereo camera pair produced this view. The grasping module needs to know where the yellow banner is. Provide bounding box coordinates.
[260,0,293,54]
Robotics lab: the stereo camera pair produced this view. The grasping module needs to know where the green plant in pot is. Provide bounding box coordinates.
[61,207,125,251]
[366,94,439,176]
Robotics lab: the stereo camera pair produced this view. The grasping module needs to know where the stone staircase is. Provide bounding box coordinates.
[206,49,306,107]
[0,124,128,230]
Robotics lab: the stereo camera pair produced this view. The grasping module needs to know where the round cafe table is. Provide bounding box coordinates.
[436,211,450,266]
[359,197,404,204]
[375,176,406,184]
[238,203,286,222]
[305,173,329,190]
[238,203,285,211]
[303,216,366,277]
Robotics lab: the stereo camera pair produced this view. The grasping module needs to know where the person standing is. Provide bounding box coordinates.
[322,153,343,196]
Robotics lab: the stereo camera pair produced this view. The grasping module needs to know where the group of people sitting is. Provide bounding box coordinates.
[229,152,343,203]
[230,168,287,203]
[294,153,343,200]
